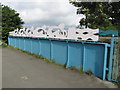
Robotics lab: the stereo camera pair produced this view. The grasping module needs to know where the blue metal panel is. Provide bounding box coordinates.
[50,40,53,60]
[38,39,41,55]
[32,38,40,55]
[12,37,15,47]
[83,45,86,71]
[66,42,83,68]
[23,38,25,50]
[41,39,51,59]
[10,37,13,46]
[16,37,20,48]
[83,44,105,78]
[11,37,13,46]
[14,37,17,48]
[99,30,118,36]
[30,38,33,53]
[8,37,10,45]
[52,40,68,65]
[24,38,31,52]
[19,37,24,50]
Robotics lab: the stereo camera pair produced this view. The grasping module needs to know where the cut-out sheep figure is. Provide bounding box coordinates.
[67,27,99,41]
[9,24,99,41]
[33,25,47,38]
[25,27,34,37]
[47,24,67,39]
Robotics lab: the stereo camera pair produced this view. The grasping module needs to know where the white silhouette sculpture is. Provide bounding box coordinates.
[9,24,99,41]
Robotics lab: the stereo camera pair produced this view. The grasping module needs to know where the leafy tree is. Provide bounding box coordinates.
[1,4,24,43]
[69,1,120,32]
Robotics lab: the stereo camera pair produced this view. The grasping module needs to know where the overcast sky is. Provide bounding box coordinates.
[1,0,84,28]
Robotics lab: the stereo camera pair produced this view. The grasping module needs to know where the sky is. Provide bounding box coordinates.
[1,0,84,28]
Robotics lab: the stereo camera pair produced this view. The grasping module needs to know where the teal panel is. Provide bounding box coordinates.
[99,30,118,36]
[83,44,105,78]
[16,37,20,48]
[32,38,40,55]
[19,37,24,50]
[67,42,83,68]
[52,41,67,65]
[24,38,31,52]
[12,37,15,47]
[41,39,51,59]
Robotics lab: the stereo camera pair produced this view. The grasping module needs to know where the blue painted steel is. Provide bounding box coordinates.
[30,38,33,53]
[25,38,31,52]
[18,37,20,49]
[32,38,40,55]
[8,37,10,45]
[14,37,16,47]
[10,37,13,46]
[16,37,19,48]
[12,37,15,47]
[41,39,51,59]
[11,37,13,46]
[66,42,69,68]
[66,42,83,68]
[52,40,68,65]
[19,37,24,50]
[99,30,118,36]
[108,36,115,81]
[83,44,105,78]
[83,45,85,71]
[38,39,41,55]
[11,37,14,46]
[24,37,25,50]
[103,44,108,80]
[8,36,111,79]
[15,37,17,48]
[50,40,53,60]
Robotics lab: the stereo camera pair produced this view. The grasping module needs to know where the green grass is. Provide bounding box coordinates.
[85,70,93,75]
[114,82,120,88]
[0,44,7,48]
[67,67,84,74]
[117,83,120,88]
[78,67,84,74]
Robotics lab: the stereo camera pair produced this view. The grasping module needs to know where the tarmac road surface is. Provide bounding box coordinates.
[2,47,117,88]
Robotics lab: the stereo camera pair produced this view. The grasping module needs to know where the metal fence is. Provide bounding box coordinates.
[8,36,114,80]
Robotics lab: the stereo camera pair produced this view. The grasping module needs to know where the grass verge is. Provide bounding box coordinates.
[114,82,120,88]
[0,44,7,48]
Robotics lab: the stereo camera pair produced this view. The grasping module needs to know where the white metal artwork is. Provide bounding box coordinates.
[9,24,99,41]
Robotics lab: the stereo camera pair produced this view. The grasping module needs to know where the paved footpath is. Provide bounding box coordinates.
[2,47,117,88]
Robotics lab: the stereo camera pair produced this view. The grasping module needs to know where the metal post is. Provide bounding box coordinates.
[66,41,70,68]
[15,37,17,47]
[24,37,25,51]
[31,38,33,53]
[50,39,53,60]
[8,37,10,45]
[108,35,115,81]
[18,37,20,49]
[39,39,41,55]
[103,44,108,80]
[83,44,86,71]
[50,39,51,59]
